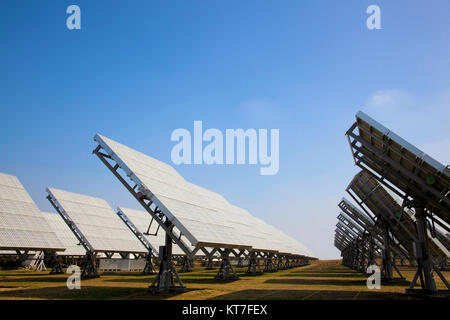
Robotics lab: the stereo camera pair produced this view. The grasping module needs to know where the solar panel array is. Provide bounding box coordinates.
[336,110,450,294]
[47,188,147,254]
[41,211,86,256]
[94,134,316,258]
[0,173,64,251]
[119,205,314,258]
[353,111,450,224]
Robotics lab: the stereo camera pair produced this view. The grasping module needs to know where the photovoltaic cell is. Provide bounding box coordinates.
[47,188,147,254]
[0,172,64,251]
[41,211,86,256]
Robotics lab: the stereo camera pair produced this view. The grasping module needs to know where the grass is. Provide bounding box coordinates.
[0,260,448,300]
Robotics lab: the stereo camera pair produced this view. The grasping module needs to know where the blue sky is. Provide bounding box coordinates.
[0,1,449,259]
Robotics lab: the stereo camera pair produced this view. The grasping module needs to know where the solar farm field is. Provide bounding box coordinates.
[1,260,449,300]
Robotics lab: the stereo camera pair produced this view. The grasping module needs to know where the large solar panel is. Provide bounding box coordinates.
[47,188,147,254]
[94,135,250,250]
[337,209,404,259]
[0,173,64,251]
[347,170,448,260]
[347,110,450,225]
[41,211,85,256]
[94,134,315,258]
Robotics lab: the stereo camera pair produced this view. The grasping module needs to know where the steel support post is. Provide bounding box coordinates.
[214,248,239,280]
[47,251,64,274]
[381,224,394,280]
[142,252,157,275]
[368,234,376,267]
[179,256,193,273]
[246,251,263,275]
[81,252,99,279]
[407,201,439,294]
[149,225,186,293]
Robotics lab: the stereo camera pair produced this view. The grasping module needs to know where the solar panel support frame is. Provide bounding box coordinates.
[379,221,405,281]
[47,193,99,279]
[346,125,449,221]
[115,208,158,274]
[347,172,450,290]
[246,250,264,276]
[148,220,186,292]
[47,194,95,254]
[214,248,239,281]
[263,252,277,272]
[347,117,450,294]
[346,176,417,258]
[46,251,64,274]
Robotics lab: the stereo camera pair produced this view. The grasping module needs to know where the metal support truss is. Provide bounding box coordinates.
[406,200,450,295]
[20,251,46,271]
[346,122,449,220]
[380,223,404,281]
[47,193,98,278]
[346,123,449,295]
[246,251,263,275]
[46,251,64,274]
[178,256,193,273]
[200,248,218,270]
[142,253,157,275]
[368,233,376,266]
[116,208,157,275]
[263,252,277,272]
[149,222,186,293]
[214,248,239,280]
[277,255,287,270]
[81,251,99,279]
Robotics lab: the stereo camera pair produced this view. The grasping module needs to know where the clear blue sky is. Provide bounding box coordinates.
[1,1,449,259]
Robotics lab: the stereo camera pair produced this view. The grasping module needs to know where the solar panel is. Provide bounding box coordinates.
[94,134,252,251]
[338,210,404,259]
[41,211,85,256]
[46,188,147,254]
[0,172,64,251]
[339,198,375,227]
[93,134,315,259]
[347,170,448,260]
[345,109,450,293]
[347,110,450,225]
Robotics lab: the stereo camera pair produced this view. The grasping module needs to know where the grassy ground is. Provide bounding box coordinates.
[0,260,448,300]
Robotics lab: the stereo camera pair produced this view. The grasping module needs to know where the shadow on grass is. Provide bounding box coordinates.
[208,289,413,300]
[0,276,69,283]
[265,278,409,287]
[0,272,54,277]
[279,273,366,278]
[0,285,201,300]
[104,277,242,285]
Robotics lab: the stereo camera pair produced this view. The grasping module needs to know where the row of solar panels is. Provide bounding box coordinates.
[334,111,450,294]
[0,135,316,259]
[335,171,450,264]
